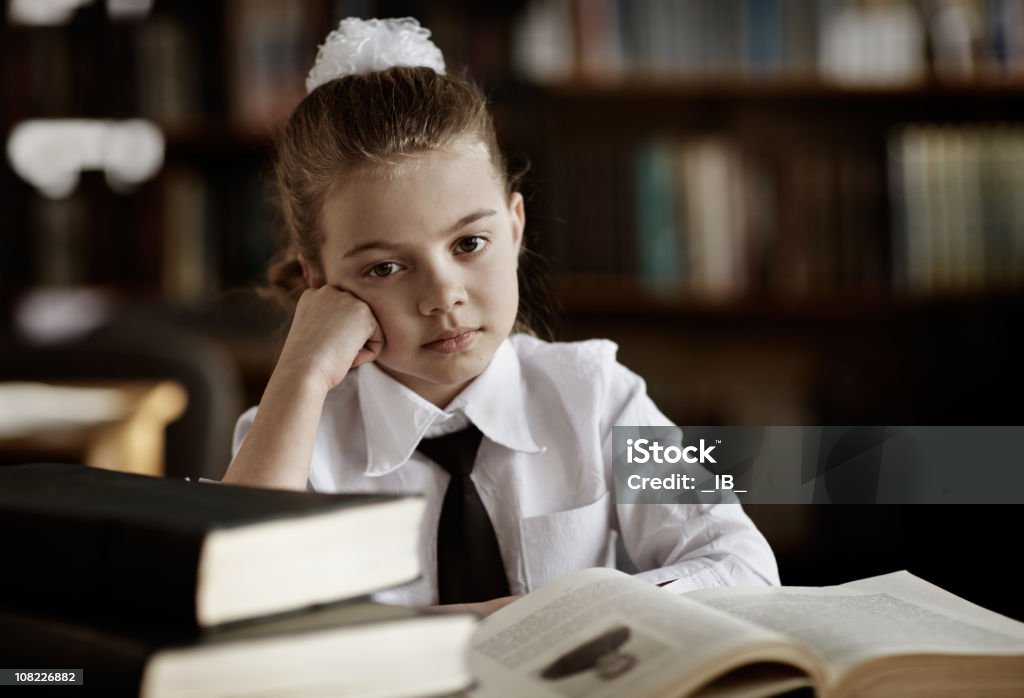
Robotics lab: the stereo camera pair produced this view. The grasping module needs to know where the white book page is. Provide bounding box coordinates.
[686,571,1024,681]
[468,568,819,698]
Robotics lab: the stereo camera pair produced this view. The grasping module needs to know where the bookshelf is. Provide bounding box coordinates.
[496,0,1024,435]
[519,80,1024,299]
[0,0,1022,413]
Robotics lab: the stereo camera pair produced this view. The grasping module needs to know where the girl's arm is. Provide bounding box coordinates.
[222,287,381,490]
[222,362,330,490]
[602,361,780,590]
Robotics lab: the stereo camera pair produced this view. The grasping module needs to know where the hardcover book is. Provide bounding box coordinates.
[0,600,476,698]
[0,463,425,627]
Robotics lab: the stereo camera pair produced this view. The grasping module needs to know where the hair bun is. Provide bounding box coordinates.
[305,17,446,93]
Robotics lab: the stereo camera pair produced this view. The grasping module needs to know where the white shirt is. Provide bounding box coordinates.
[232,334,779,605]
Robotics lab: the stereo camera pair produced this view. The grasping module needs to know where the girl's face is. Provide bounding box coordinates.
[312,139,524,407]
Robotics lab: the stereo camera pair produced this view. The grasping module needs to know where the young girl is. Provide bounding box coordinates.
[224,18,778,615]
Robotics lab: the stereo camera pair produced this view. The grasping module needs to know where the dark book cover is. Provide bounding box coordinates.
[0,463,412,629]
[0,599,474,698]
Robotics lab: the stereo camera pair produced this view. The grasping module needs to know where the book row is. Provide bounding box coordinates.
[890,123,1024,294]
[159,164,275,304]
[134,0,334,132]
[544,125,1024,298]
[515,0,1024,84]
[127,0,518,133]
[26,160,275,302]
[49,128,1020,305]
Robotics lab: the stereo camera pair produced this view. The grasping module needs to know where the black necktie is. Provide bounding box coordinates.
[416,424,511,604]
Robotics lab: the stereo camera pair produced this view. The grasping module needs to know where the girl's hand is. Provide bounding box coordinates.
[277,285,384,395]
[222,285,380,491]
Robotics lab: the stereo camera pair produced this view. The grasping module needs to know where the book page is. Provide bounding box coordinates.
[686,571,1024,684]
[468,568,820,698]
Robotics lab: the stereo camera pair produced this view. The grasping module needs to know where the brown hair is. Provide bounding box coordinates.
[267,66,556,339]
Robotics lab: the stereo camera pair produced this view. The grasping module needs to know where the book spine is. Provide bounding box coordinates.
[0,510,203,628]
[135,14,200,126]
[162,166,213,304]
[512,0,575,81]
[746,0,782,76]
[634,140,681,288]
[614,143,638,277]
[1010,129,1024,283]
[226,0,313,132]
[782,0,819,76]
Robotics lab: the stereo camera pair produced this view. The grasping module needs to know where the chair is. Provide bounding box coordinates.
[0,312,244,480]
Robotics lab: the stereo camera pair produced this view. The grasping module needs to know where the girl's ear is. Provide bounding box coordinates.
[509,191,526,253]
[298,254,323,288]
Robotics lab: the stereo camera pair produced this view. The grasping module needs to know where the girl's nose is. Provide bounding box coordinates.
[417,263,467,316]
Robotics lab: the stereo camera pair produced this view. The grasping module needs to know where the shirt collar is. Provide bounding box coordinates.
[356,338,544,477]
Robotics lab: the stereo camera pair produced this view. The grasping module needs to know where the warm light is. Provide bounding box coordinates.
[105,0,152,20]
[7,0,91,25]
[8,0,152,25]
[14,286,114,345]
[7,119,165,198]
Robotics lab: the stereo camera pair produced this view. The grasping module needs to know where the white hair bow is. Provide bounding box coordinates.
[305,17,446,94]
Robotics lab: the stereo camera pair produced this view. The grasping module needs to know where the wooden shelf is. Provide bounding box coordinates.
[520,76,1024,138]
[156,80,1024,156]
[551,276,1024,320]
[160,120,278,155]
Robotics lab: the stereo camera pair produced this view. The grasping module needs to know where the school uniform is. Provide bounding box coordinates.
[233,334,779,605]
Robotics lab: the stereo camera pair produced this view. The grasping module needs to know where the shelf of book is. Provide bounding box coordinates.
[514,0,1024,89]
[520,98,1024,300]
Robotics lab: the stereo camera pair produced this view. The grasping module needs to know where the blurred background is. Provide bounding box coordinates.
[1,0,1022,618]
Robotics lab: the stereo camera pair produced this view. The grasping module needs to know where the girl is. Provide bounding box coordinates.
[224,18,778,616]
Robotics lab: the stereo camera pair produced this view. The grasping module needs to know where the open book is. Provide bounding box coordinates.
[468,567,1024,698]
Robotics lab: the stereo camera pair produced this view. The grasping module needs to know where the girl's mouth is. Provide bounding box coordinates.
[423,328,480,354]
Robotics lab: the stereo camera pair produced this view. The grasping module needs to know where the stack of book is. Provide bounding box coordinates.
[0,462,476,697]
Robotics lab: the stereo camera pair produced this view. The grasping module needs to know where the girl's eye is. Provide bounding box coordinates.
[455,236,488,255]
[366,261,401,278]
